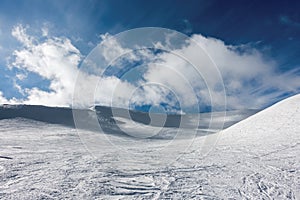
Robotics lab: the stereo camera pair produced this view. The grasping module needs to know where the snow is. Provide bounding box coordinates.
[0,95,299,199]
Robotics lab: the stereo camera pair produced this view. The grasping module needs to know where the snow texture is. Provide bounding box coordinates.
[0,95,299,199]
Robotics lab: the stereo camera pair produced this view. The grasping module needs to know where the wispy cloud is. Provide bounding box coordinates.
[279,15,300,28]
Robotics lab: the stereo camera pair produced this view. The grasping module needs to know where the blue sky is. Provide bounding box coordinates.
[0,0,299,112]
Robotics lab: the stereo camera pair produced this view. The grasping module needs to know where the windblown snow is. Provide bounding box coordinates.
[0,95,299,199]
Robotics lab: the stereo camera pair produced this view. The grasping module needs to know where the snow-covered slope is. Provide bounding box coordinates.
[0,95,299,199]
[193,94,300,199]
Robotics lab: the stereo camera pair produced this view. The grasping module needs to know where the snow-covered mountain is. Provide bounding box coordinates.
[0,104,258,138]
[0,95,299,199]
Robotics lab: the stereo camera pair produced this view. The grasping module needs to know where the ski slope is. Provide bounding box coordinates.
[0,95,299,199]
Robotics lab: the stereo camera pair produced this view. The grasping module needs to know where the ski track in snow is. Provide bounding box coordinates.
[0,95,300,199]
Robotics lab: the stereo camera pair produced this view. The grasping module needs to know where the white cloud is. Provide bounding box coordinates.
[11,24,34,47]
[41,27,49,37]
[13,80,25,96]
[8,25,140,108]
[0,91,9,104]
[10,25,81,106]
[6,25,300,111]
[0,91,21,105]
[15,73,27,80]
[193,34,300,108]
[143,62,199,108]
[99,33,137,64]
[142,34,300,110]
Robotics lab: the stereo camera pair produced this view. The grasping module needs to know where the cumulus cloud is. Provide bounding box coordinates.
[10,24,81,106]
[8,25,140,108]
[191,34,300,109]
[141,34,300,110]
[5,25,300,112]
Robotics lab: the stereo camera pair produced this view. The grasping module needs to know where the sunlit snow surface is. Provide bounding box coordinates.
[0,95,299,199]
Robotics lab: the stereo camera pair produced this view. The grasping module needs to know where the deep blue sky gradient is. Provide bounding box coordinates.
[0,0,299,106]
